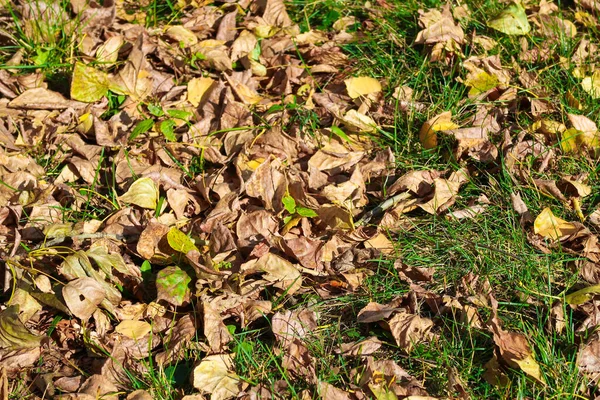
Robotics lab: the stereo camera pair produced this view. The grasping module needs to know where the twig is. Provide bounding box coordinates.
[355,192,412,227]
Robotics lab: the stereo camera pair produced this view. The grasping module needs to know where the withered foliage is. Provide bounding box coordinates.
[1,0,600,398]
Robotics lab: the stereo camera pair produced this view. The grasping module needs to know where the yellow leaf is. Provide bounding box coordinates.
[487,2,531,35]
[464,69,500,97]
[419,111,459,149]
[344,76,382,99]
[70,62,109,103]
[119,177,159,210]
[513,352,544,384]
[534,207,578,240]
[115,320,152,339]
[187,77,215,107]
[581,70,600,99]
[565,284,600,305]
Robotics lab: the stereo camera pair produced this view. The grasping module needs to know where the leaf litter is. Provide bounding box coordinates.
[2,0,600,398]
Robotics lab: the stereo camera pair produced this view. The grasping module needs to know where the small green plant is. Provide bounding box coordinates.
[129,104,193,142]
[282,194,318,225]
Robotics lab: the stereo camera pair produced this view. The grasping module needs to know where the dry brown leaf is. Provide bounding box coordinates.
[489,321,545,385]
[388,310,435,352]
[62,277,106,320]
[357,302,399,323]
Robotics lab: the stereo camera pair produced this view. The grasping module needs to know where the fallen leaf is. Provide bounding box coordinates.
[114,320,152,339]
[70,62,109,102]
[119,177,159,210]
[62,277,106,320]
[419,111,459,149]
[388,310,435,352]
[192,354,241,400]
[489,320,545,384]
[344,76,382,99]
[187,77,215,107]
[0,306,43,349]
[533,208,579,240]
[578,337,600,384]
[488,2,531,35]
[565,284,600,305]
[156,266,192,306]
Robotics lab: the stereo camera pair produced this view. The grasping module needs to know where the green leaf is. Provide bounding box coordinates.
[283,215,292,224]
[167,109,192,120]
[160,119,177,142]
[156,266,191,306]
[330,125,353,143]
[167,227,198,254]
[296,207,318,218]
[129,118,154,141]
[565,284,600,305]
[70,62,110,103]
[141,260,152,272]
[282,195,296,214]
[487,2,531,35]
[148,104,164,117]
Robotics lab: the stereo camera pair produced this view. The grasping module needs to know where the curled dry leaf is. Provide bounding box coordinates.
[578,336,600,384]
[489,318,545,385]
[388,310,435,352]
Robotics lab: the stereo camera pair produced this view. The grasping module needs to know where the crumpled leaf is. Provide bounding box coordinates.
[156,266,192,306]
[70,62,110,103]
[192,354,241,400]
[0,306,43,350]
[242,252,303,295]
[119,177,159,210]
[488,2,531,35]
[388,310,435,352]
[578,337,600,384]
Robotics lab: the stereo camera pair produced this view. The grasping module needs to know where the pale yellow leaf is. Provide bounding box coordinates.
[119,177,159,210]
[344,76,382,99]
[187,77,215,107]
[192,354,241,400]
